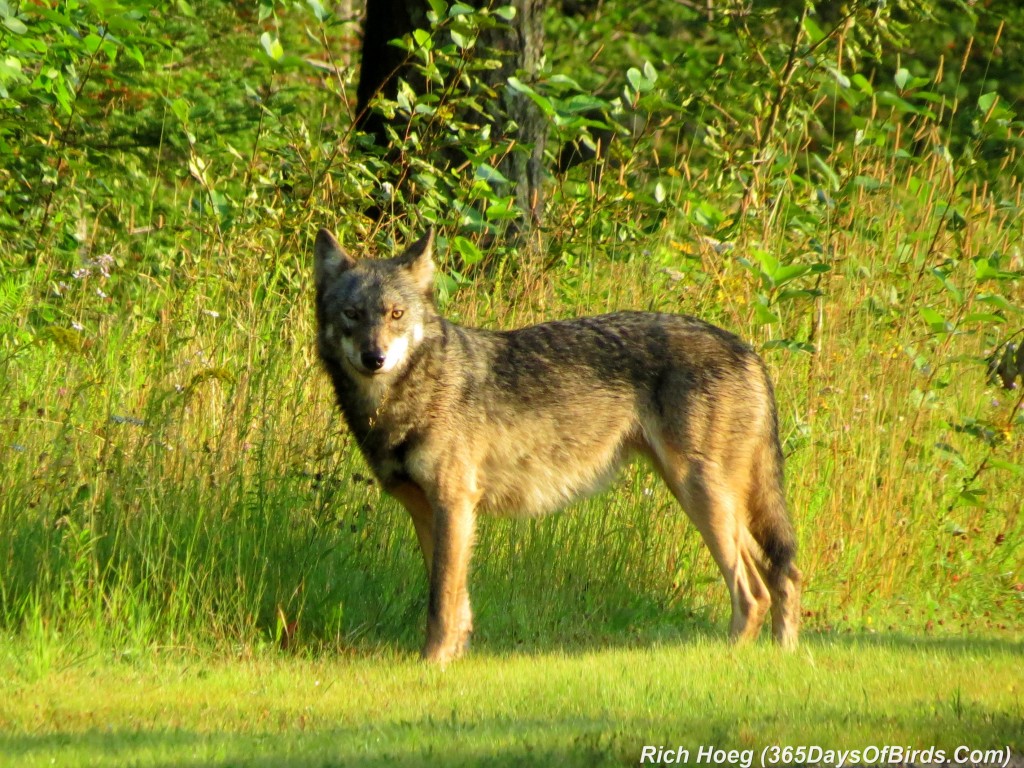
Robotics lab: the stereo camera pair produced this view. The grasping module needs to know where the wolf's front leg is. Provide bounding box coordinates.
[389,482,435,575]
[422,495,477,665]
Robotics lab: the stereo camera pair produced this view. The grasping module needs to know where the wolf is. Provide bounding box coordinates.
[313,228,801,663]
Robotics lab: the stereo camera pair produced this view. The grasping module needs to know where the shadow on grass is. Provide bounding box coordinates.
[3,711,1022,768]
[0,723,630,768]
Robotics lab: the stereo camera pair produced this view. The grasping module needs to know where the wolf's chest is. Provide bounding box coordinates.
[341,406,419,490]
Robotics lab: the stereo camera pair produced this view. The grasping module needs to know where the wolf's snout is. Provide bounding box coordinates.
[361,351,386,371]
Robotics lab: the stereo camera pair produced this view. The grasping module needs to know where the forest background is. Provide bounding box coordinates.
[0,0,1021,764]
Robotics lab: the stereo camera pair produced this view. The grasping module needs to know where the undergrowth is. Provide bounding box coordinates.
[0,1,1021,667]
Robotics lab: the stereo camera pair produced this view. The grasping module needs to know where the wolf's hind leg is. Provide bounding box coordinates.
[653,452,772,643]
[761,560,801,649]
[746,448,801,649]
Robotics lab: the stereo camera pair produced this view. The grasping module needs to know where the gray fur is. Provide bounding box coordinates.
[314,228,801,662]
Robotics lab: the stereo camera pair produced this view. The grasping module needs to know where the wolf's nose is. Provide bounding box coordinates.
[361,351,386,371]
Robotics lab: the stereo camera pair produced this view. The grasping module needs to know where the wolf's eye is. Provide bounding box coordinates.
[343,308,359,320]
[391,309,404,320]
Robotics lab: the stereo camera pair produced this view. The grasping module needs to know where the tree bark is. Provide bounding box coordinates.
[353,0,547,227]
[354,0,429,143]
[477,0,546,225]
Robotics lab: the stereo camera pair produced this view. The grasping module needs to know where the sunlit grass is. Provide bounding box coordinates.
[0,639,1020,768]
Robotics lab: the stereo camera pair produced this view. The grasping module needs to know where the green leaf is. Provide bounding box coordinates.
[547,74,584,90]
[475,163,510,185]
[956,489,987,508]
[801,15,825,44]
[851,73,873,95]
[961,313,1005,326]
[977,294,1020,313]
[188,154,209,185]
[83,33,105,55]
[307,0,328,21]
[752,249,779,277]
[562,94,608,114]
[693,201,724,229]
[919,307,952,333]
[876,90,918,113]
[776,288,820,303]
[977,91,999,114]
[853,175,882,190]
[450,28,472,49]
[435,272,462,304]
[260,32,283,62]
[0,55,24,84]
[452,236,483,266]
[3,16,27,34]
[626,67,653,93]
[507,76,555,117]
[124,43,145,68]
[894,67,910,90]
[763,339,815,355]
[974,258,1016,281]
[168,97,190,124]
[493,5,516,20]
[772,263,812,287]
[485,197,518,220]
[412,28,432,48]
[934,442,967,470]
[753,299,780,325]
[642,60,658,85]
[826,65,851,90]
[929,268,963,304]
[989,458,1024,476]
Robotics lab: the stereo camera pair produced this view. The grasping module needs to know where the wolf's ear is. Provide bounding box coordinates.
[397,228,435,295]
[314,228,355,289]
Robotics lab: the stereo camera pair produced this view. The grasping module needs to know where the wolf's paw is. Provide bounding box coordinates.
[421,639,466,666]
[773,627,799,650]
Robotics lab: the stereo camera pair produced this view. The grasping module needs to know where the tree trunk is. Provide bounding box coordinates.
[478,0,546,225]
[354,0,547,227]
[354,0,429,143]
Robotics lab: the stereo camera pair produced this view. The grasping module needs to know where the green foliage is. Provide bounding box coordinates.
[0,0,161,236]
[0,0,1021,661]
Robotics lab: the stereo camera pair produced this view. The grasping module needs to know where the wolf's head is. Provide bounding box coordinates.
[314,229,437,378]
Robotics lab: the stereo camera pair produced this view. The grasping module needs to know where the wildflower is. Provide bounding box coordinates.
[95,253,114,277]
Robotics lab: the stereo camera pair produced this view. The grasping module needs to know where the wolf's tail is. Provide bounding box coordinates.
[747,376,798,583]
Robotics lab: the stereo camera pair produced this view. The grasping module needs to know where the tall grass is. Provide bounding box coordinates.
[0,3,1021,667]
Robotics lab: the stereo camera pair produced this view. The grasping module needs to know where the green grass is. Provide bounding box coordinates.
[1,3,1023,765]
[1,222,1019,655]
[1,638,1021,767]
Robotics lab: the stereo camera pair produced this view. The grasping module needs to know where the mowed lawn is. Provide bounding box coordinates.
[1,635,1020,767]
